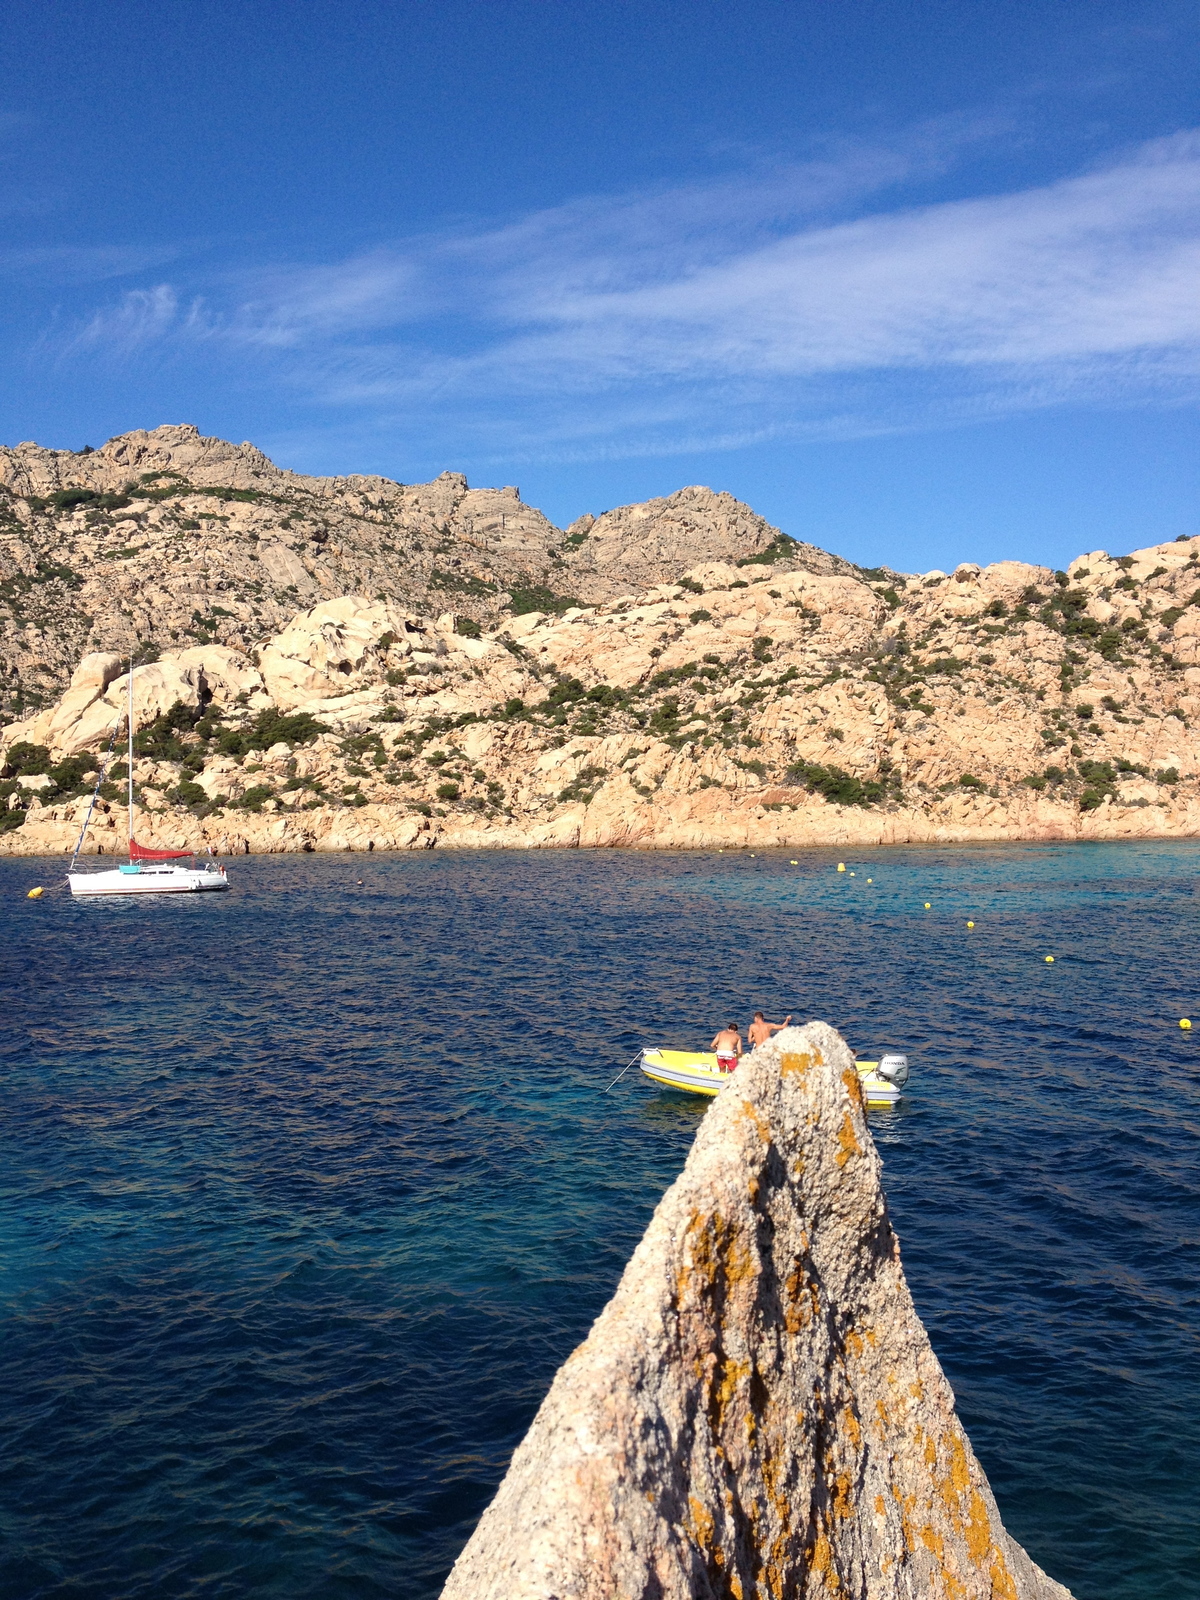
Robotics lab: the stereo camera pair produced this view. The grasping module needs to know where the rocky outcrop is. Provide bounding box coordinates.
[441,1023,1071,1600]
[6,499,1200,855]
[0,426,864,721]
[560,486,861,601]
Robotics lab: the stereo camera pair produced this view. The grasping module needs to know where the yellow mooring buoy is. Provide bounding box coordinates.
[967,920,975,928]
[837,862,846,872]
[27,887,44,899]
[1045,955,1055,964]
[1181,1018,1192,1030]
[924,902,931,909]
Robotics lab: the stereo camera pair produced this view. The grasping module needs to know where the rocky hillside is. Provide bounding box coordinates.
[4,522,1200,855]
[441,1022,1072,1600]
[0,424,860,722]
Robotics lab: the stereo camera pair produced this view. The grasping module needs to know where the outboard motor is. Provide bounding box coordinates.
[877,1053,909,1087]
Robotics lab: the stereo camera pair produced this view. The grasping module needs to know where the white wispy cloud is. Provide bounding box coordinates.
[52,127,1200,460]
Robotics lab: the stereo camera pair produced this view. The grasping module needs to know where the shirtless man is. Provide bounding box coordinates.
[747,1011,792,1048]
[711,1023,743,1073]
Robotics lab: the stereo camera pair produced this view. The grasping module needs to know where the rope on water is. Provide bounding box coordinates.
[603,1050,645,1094]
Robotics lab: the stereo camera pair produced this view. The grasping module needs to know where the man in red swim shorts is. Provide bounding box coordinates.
[711,1022,743,1073]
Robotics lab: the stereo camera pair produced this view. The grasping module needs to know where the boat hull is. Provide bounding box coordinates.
[68,865,229,896]
[640,1049,727,1097]
[640,1050,905,1107]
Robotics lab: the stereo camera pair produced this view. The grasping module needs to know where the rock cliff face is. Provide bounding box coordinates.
[5,426,1200,855]
[560,485,860,602]
[441,1023,1072,1600]
[0,425,858,720]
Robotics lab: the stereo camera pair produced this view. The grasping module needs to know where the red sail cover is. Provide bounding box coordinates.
[130,838,194,861]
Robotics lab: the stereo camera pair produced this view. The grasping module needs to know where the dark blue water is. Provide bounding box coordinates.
[2,845,1198,1600]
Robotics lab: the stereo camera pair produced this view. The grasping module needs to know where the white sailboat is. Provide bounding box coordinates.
[67,661,230,897]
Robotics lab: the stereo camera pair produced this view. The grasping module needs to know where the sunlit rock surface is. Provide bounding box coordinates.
[441,1023,1072,1600]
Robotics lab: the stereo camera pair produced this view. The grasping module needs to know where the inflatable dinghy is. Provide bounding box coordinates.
[639,1048,910,1107]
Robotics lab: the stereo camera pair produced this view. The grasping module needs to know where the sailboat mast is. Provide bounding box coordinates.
[127,656,134,859]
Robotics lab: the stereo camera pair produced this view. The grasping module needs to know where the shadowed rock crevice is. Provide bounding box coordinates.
[441,1024,1073,1600]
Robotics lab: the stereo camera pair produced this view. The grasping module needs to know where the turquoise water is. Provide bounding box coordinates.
[1,843,1198,1599]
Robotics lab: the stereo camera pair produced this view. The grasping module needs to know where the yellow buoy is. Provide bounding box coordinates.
[849,871,855,877]
[924,902,931,909]
[1181,1018,1192,1030]
[837,862,845,872]
[27,886,44,899]
[790,860,798,865]
[967,920,974,928]
[1045,955,1054,963]
[867,878,872,883]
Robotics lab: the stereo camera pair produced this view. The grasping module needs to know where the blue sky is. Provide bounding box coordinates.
[2,0,1198,572]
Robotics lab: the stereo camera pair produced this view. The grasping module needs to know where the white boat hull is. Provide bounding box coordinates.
[68,864,230,896]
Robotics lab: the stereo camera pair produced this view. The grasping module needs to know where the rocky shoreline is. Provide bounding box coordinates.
[6,784,1200,860]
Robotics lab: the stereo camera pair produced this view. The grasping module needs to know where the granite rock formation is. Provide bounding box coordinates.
[441,1022,1072,1600]
[560,485,860,601]
[0,425,859,716]
[5,430,1200,854]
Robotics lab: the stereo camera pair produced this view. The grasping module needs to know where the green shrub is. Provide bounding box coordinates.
[2,741,51,777]
[648,663,697,691]
[1157,767,1179,785]
[737,534,797,567]
[784,760,899,808]
[585,683,625,707]
[436,781,460,800]
[1075,703,1094,720]
[545,676,586,705]
[556,766,607,805]
[51,487,98,510]
[216,708,327,756]
[689,608,712,624]
[507,583,579,616]
[135,700,205,760]
[454,617,482,639]
[171,779,208,806]
[237,784,274,812]
[430,569,497,599]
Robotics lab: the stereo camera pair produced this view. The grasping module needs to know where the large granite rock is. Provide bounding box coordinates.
[562,485,861,602]
[441,1023,1072,1600]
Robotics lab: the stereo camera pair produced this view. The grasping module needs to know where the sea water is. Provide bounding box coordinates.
[1,844,1197,1600]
